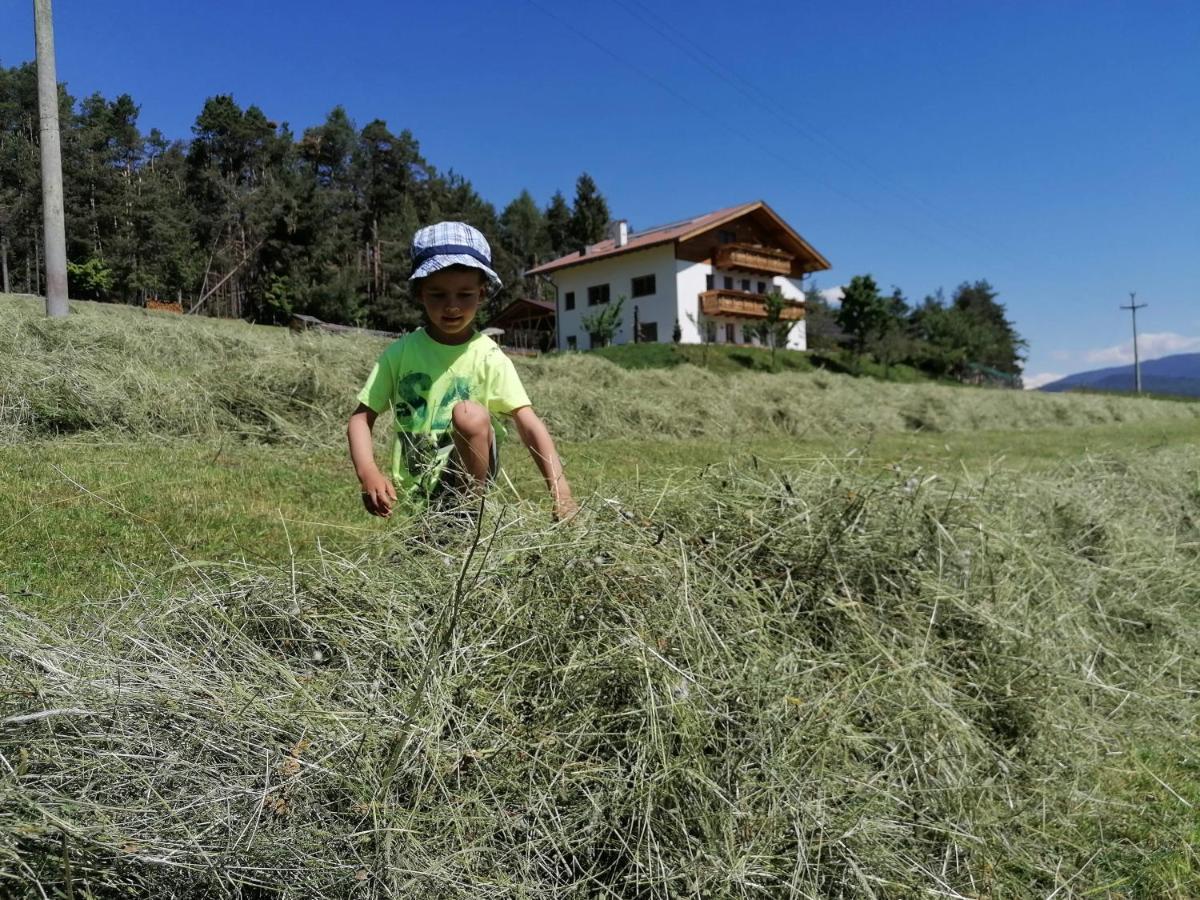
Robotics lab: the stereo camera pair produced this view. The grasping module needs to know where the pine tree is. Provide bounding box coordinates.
[836,274,889,356]
[950,280,1026,375]
[907,282,1026,380]
[568,172,609,249]
[499,190,550,299]
[544,190,571,258]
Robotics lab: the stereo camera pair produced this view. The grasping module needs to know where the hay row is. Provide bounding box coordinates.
[3,445,1197,897]
[1,295,1196,446]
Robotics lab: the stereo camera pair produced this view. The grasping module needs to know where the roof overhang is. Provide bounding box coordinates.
[525,237,677,277]
[677,201,832,275]
[524,200,830,279]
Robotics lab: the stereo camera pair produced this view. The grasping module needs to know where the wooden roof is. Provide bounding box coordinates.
[525,201,831,278]
[488,297,556,329]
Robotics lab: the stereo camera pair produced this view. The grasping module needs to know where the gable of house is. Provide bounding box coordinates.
[525,201,830,279]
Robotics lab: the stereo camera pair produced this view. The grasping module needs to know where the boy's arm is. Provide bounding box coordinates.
[347,403,397,517]
[511,405,577,522]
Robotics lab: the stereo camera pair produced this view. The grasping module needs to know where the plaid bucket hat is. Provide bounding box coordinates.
[409,221,502,289]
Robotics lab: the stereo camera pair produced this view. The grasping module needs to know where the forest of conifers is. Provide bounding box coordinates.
[0,61,610,330]
[1,61,1027,377]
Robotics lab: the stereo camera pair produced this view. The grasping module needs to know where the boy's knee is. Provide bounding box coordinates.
[452,400,490,435]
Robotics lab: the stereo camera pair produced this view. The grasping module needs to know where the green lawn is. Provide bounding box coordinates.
[590,339,931,381]
[4,416,1198,605]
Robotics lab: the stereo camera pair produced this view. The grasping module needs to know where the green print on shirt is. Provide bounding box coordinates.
[395,373,474,432]
[394,373,475,485]
[434,377,474,430]
[395,372,432,431]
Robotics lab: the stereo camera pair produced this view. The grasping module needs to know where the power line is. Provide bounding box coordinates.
[606,0,1013,263]
[523,0,982,266]
[1119,291,1147,394]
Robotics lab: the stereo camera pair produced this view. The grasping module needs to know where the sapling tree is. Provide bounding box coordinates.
[582,293,625,348]
[751,289,793,371]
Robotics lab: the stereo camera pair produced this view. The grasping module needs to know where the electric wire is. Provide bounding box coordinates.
[608,0,1009,259]
[525,0,1002,271]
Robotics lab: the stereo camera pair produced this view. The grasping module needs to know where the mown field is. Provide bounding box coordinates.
[2,295,1198,898]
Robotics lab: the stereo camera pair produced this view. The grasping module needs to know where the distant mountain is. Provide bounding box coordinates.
[1039,353,1200,397]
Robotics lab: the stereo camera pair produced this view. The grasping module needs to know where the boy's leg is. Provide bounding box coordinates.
[450,400,493,489]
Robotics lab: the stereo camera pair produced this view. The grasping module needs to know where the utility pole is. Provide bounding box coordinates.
[1119,292,1147,395]
[34,0,69,317]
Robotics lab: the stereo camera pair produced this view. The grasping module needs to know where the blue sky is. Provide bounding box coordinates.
[3,0,1197,384]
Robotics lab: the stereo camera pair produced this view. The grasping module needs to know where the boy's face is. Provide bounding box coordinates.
[420,267,486,344]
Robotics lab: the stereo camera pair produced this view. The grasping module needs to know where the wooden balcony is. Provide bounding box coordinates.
[713,242,794,275]
[700,289,804,320]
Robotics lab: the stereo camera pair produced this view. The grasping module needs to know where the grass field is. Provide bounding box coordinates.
[2,296,1199,898]
[589,340,932,381]
[3,418,1197,605]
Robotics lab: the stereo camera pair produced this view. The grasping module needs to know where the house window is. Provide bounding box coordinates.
[718,228,736,244]
[566,335,577,351]
[564,291,575,311]
[740,278,751,292]
[639,321,659,343]
[705,274,714,291]
[723,276,733,290]
[757,281,767,294]
[587,284,610,306]
[631,274,656,297]
[725,323,736,344]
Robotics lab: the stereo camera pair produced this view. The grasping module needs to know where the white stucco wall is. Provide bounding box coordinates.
[674,260,711,344]
[550,244,679,350]
[674,263,808,351]
[547,250,809,352]
[774,276,808,351]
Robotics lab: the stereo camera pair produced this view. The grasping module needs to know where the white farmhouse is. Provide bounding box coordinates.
[525,200,831,352]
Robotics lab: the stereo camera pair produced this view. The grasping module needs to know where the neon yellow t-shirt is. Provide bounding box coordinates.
[356,329,531,501]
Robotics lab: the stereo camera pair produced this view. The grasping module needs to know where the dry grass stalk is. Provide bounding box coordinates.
[3,446,1198,897]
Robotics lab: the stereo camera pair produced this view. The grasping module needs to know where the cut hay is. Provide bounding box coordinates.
[3,445,1198,897]
[1,294,1196,447]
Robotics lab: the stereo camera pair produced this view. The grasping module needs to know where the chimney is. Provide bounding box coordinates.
[609,219,629,248]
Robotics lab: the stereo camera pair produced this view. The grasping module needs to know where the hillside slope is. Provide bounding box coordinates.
[1040,352,1200,397]
[3,294,1198,445]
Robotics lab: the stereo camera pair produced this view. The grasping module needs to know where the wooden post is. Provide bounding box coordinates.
[34,0,69,316]
[1,236,9,294]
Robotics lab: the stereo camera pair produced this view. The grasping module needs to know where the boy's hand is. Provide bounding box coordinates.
[553,495,580,524]
[359,470,397,518]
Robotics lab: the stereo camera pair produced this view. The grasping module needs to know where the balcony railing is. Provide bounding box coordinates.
[700,289,804,320]
[713,242,794,275]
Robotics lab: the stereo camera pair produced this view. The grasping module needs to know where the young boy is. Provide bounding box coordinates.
[347,221,577,522]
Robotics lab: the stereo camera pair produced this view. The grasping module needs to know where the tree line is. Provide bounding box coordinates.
[0,62,611,330]
[805,275,1026,382]
[1,61,1024,378]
